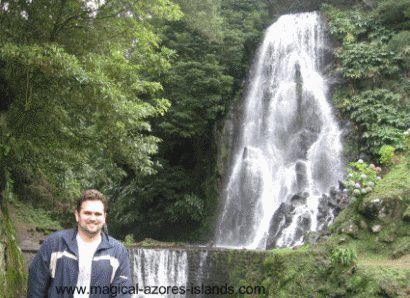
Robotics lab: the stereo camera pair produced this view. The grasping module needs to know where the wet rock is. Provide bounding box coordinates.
[266,202,295,249]
[290,192,309,207]
[295,162,308,191]
[299,212,311,230]
[328,198,338,208]
[338,180,346,191]
[290,212,312,246]
[329,186,338,197]
[266,185,351,248]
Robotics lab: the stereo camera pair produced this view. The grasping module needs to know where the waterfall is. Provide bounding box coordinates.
[131,248,188,298]
[215,12,344,249]
[129,248,212,298]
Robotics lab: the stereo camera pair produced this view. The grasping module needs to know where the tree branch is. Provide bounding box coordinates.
[49,0,68,42]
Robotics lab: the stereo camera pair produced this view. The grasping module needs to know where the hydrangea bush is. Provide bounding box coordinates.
[345,159,382,203]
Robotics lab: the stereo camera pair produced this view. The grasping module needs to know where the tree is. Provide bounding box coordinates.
[0,0,182,205]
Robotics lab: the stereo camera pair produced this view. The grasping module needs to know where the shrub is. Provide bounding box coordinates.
[343,89,410,157]
[345,160,382,205]
[331,247,358,268]
[380,145,396,167]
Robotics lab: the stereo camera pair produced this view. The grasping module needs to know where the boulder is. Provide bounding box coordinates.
[290,192,308,207]
[361,198,403,222]
[266,202,295,249]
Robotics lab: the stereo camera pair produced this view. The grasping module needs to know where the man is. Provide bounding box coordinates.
[28,189,132,298]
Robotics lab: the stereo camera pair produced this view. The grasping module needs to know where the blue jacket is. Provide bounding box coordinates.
[27,227,132,298]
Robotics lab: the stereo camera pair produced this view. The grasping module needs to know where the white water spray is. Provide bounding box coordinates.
[132,249,188,298]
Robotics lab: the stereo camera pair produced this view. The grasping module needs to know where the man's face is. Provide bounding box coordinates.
[75,200,106,236]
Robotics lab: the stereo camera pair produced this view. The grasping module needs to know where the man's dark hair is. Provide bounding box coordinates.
[76,189,108,213]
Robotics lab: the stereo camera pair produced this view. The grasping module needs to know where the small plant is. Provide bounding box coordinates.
[380,145,396,167]
[331,247,358,268]
[345,160,382,205]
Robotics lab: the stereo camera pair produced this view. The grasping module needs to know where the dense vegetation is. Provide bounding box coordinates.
[1,0,410,243]
[2,0,410,296]
[0,0,182,220]
[324,1,410,159]
[0,0,274,243]
[108,0,272,241]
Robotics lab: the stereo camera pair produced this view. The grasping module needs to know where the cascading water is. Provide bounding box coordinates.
[131,248,188,298]
[129,248,212,298]
[215,12,344,249]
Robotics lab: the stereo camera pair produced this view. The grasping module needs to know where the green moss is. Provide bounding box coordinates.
[366,161,410,204]
[0,203,27,298]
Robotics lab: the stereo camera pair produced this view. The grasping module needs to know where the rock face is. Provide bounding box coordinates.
[360,197,403,222]
[266,185,350,249]
[0,202,27,297]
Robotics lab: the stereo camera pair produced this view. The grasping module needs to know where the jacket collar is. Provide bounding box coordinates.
[63,227,113,257]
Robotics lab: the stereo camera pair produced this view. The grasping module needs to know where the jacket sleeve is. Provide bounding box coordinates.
[27,238,52,298]
[111,245,132,298]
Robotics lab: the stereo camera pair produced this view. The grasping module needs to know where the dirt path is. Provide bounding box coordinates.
[359,254,410,268]
[9,205,47,253]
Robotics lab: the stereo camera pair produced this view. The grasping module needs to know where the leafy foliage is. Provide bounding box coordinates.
[375,0,410,30]
[387,31,410,71]
[334,43,399,81]
[330,247,358,268]
[160,55,233,139]
[108,0,271,241]
[325,8,369,44]
[325,5,410,160]
[0,0,182,206]
[379,145,396,167]
[108,164,205,241]
[172,0,224,42]
[342,89,410,156]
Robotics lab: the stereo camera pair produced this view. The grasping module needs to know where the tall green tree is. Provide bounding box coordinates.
[0,0,182,205]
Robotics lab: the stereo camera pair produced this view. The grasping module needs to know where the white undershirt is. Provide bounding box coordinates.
[74,233,101,298]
